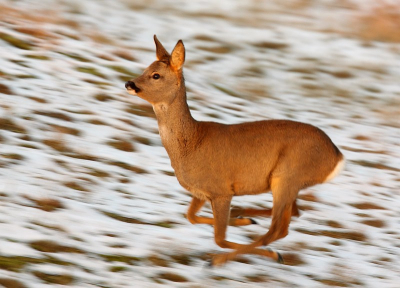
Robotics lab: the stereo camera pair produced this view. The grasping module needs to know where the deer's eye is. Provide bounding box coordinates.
[152,73,160,80]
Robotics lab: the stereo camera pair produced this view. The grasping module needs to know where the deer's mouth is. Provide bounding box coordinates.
[125,81,141,94]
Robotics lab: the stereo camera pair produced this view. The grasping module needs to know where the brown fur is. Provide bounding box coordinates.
[125,35,344,266]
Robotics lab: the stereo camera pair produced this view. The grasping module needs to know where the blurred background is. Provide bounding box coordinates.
[0,0,399,287]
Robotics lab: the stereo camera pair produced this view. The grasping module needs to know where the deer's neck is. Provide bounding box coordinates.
[153,83,198,161]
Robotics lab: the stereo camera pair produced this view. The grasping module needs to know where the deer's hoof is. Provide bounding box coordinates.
[276,252,284,264]
[209,254,229,267]
[205,259,213,268]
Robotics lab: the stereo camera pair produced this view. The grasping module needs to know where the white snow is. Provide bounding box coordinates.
[0,0,399,287]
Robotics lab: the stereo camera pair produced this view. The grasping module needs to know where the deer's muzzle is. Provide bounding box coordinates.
[125,81,141,93]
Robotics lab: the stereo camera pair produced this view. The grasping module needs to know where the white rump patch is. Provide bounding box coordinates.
[324,157,345,183]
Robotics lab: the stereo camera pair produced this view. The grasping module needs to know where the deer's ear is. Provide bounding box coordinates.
[154,35,170,61]
[170,40,185,71]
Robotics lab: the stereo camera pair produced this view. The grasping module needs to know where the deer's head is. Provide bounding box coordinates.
[125,35,185,106]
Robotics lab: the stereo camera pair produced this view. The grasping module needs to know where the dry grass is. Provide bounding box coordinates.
[86,31,114,44]
[282,0,314,10]
[33,271,74,285]
[59,52,90,62]
[77,67,107,79]
[100,254,141,264]
[134,136,152,146]
[325,220,344,229]
[0,3,80,32]
[361,219,386,228]
[157,272,188,283]
[49,124,80,136]
[0,256,42,272]
[0,33,32,50]
[94,93,113,102]
[197,44,235,54]
[125,103,156,118]
[31,221,66,232]
[14,26,57,40]
[316,279,350,287]
[109,266,128,272]
[87,118,107,125]
[329,70,353,79]
[148,255,170,267]
[244,274,270,283]
[1,153,24,161]
[295,228,367,242]
[35,198,64,211]
[107,138,135,152]
[169,253,193,266]
[24,195,64,212]
[352,160,400,172]
[281,253,307,266]
[0,83,13,94]
[35,110,73,122]
[101,211,148,225]
[113,49,137,61]
[0,118,27,134]
[352,3,400,43]
[253,41,288,50]
[43,138,70,153]
[0,278,26,288]
[350,202,385,210]
[28,96,48,103]
[0,4,57,24]
[86,167,111,178]
[353,134,371,141]
[64,181,89,192]
[30,240,83,253]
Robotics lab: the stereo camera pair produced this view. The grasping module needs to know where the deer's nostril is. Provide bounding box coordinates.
[125,81,132,89]
[125,81,140,92]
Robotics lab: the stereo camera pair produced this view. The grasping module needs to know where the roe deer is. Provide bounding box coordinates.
[125,35,345,266]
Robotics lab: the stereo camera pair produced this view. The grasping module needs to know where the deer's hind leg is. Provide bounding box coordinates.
[186,197,256,226]
[230,200,300,218]
[230,207,272,218]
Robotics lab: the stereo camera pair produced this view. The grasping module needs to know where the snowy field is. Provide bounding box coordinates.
[0,0,400,287]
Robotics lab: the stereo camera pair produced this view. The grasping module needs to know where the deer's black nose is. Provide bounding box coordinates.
[125,81,140,92]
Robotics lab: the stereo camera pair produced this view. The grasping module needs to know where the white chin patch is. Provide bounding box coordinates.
[126,89,137,96]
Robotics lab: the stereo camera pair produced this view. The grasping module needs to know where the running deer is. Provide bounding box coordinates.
[125,36,345,266]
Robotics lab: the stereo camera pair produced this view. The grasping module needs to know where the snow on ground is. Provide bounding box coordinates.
[0,0,399,287]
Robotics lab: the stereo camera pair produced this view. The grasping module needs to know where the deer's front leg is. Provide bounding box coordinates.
[210,196,265,248]
[186,197,256,226]
[211,196,236,248]
[186,197,213,225]
[210,196,279,260]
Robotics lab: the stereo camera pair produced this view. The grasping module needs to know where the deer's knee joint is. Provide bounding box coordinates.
[186,214,198,225]
[276,228,289,240]
[215,238,229,248]
[261,228,289,246]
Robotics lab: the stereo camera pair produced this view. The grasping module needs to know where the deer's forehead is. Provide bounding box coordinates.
[146,61,169,71]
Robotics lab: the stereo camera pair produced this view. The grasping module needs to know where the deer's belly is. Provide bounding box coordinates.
[174,163,270,199]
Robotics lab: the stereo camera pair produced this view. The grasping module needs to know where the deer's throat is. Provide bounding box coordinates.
[153,97,197,158]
